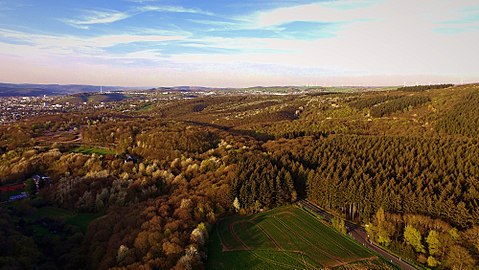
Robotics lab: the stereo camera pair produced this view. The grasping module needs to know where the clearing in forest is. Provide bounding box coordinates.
[207,206,397,270]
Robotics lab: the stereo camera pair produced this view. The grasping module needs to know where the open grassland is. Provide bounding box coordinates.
[207,206,396,270]
[71,146,116,155]
[31,206,101,233]
[30,206,100,233]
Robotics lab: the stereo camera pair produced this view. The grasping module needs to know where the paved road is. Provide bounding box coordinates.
[300,200,417,270]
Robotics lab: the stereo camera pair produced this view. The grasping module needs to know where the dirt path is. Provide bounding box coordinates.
[272,213,344,268]
[216,220,232,252]
[228,221,251,250]
[328,255,378,268]
[256,223,282,250]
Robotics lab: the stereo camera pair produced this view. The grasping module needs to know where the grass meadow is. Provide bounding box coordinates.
[207,206,396,270]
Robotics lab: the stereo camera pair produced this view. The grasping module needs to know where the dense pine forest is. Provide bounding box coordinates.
[1,84,479,269]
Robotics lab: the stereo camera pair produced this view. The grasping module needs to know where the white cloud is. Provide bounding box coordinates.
[205,0,478,76]
[0,28,186,59]
[61,4,214,29]
[250,0,479,31]
[127,27,193,37]
[62,10,130,29]
[1,0,479,87]
[188,19,241,28]
[136,5,213,16]
[248,2,369,29]
[90,34,185,47]
[125,0,160,3]
[321,0,381,10]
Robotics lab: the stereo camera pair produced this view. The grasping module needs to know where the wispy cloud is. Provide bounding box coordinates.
[62,4,214,29]
[188,19,242,28]
[321,0,382,10]
[124,0,160,3]
[190,3,351,43]
[91,34,186,47]
[435,4,479,34]
[251,2,372,28]
[0,0,25,15]
[0,28,186,58]
[125,27,192,37]
[136,5,213,16]
[62,10,130,29]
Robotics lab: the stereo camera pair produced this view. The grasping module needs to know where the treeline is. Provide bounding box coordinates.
[264,135,479,268]
[82,155,233,269]
[367,208,478,269]
[0,203,87,269]
[397,84,453,92]
[0,148,63,184]
[0,208,44,269]
[264,135,479,229]
[229,152,297,212]
[156,99,211,118]
[153,95,305,129]
[371,95,430,117]
[437,91,479,138]
[0,134,236,269]
[0,125,34,152]
[82,121,220,160]
[0,112,116,152]
[133,125,219,160]
[349,95,401,110]
[155,95,280,121]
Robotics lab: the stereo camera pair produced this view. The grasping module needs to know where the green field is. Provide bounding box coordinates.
[31,206,101,233]
[207,206,396,270]
[71,146,116,155]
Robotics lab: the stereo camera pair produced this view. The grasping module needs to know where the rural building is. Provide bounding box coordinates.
[0,183,25,193]
[32,174,51,190]
[8,192,28,202]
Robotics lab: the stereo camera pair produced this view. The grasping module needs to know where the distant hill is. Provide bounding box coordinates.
[60,92,128,104]
[0,83,392,97]
[0,83,144,97]
[153,86,225,92]
[0,87,51,97]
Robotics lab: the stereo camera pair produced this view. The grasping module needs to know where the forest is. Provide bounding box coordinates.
[0,84,478,269]
[396,84,454,92]
[370,95,431,117]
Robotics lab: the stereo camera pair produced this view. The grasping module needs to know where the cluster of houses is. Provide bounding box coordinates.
[0,174,51,203]
[32,174,51,191]
[0,183,26,203]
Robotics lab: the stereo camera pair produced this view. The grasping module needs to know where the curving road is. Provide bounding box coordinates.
[300,200,417,270]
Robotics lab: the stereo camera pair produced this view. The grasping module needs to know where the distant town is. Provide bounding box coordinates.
[0,83,390,124]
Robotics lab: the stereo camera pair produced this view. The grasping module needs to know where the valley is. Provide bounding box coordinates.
[1,83,478,269]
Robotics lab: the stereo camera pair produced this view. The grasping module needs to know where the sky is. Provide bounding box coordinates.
[0,0,478,87]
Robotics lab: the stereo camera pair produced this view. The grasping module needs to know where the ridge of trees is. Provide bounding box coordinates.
[437,91,479,137]
[397,84,454,92]
[370,95,431,117]
[349,95,402,110]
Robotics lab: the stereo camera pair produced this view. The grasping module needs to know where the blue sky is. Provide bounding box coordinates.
[0,0,478,87]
